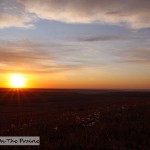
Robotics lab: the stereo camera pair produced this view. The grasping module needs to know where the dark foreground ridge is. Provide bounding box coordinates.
[0,89,150,150]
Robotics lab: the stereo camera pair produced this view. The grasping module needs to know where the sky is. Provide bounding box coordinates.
[0,0,150,89]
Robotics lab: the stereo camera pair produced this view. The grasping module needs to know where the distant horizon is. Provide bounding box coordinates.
[0,87,150,91]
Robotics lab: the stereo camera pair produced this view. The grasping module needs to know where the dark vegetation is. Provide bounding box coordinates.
[0,89,150,150]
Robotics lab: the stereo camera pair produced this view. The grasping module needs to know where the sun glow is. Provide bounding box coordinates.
[9,74,26,88]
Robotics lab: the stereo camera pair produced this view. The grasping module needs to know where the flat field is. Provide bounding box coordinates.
[0,89,149,150]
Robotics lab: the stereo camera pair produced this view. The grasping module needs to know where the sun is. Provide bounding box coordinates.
[9,74,26,88]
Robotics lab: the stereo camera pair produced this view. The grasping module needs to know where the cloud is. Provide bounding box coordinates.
[114,48,150,64]
[0,40,50,64]
[0,0,150,29]
[19,0,150,29]
[0,40,84,73]
[121,59,150,64]
[77,35,127,42]
[0,0,37,28]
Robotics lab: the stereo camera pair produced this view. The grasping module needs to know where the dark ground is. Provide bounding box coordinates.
[0,88,150,150]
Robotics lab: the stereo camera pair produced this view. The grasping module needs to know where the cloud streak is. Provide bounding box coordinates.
[77,35,127,42]
[0,40,85,74]
[114,48,150,65]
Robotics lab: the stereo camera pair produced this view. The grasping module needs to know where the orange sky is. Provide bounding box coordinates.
[1,66,150,89]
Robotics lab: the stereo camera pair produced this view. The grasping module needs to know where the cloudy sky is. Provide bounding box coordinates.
[0,0,150,89]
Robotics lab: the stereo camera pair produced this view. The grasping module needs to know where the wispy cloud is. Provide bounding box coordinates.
[0,40,86,73]
[121,59,150,64]
[114,48,150,65]
[77,35,127,42]
[0,40,50,64]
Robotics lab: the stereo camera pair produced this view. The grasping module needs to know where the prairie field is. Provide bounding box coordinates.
[0,89,149,150]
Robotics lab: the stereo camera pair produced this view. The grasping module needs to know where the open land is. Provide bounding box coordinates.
[0,89,149,150]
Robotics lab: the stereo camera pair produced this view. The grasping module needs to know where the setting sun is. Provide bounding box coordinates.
[9,74,26,88]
